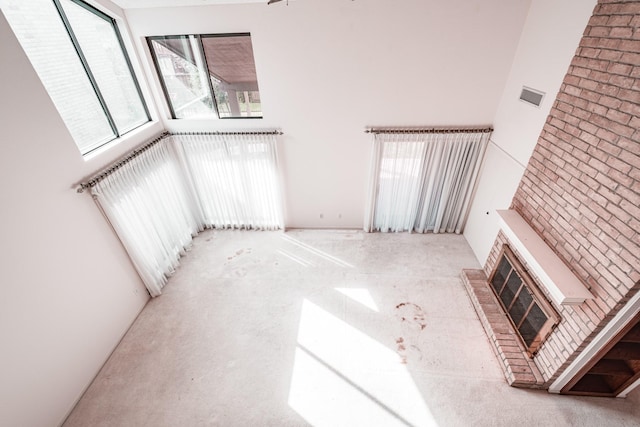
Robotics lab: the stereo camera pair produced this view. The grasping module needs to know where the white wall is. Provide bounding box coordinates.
[125,0,532,228]
[0,9,162,426]
[463,0,597,265]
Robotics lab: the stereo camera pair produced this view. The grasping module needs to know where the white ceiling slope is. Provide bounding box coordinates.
[112,0,266,9]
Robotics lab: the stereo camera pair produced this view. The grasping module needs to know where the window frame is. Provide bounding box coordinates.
[53,0,151,154]
[488,245,560,357]
[146,32,262,120]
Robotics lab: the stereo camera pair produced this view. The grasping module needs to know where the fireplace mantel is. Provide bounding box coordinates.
[497,210,593,306]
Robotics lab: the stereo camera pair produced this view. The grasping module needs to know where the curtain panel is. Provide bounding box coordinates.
[365,131,489,234]
[91,133,284,297]
[173,133,284,231]
[91,139,202,296]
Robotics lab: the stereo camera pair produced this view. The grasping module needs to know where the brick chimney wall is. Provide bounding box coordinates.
[485,0,640,384]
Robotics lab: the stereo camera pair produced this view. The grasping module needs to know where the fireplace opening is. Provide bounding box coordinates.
[489,245,560,357]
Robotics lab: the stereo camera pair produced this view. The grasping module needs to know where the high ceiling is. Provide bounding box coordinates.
[111,0,265,9]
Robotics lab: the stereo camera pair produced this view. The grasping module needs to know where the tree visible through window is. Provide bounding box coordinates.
[147,33,262,119]
[1,0,150,155]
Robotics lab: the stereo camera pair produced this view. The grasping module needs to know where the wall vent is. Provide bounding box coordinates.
[519,86,545,107]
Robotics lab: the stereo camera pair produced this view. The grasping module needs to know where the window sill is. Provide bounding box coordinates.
[497,209,593,306]
[82,121,163,162]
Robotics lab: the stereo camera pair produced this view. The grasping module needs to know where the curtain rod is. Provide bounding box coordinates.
[76,130,283,193]
[365,127,493,134]
[171,130,283,136]
[77,131,169,193]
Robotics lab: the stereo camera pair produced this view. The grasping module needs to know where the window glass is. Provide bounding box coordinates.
[520,303,547,345]
[1,0,149,155]
[149,33,262,119]
[202,34,261,118]
[148,36,215,119]
[491,256,511,293]
[60,0,148,134]
[500,273,522,308]
[509,288,532,326]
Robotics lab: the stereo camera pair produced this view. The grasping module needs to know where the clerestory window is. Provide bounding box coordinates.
[147,33,262,120]
[1,0,150,155]
[489,245,560,356]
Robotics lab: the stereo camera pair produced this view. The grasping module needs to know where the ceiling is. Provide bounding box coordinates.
[111,0,266,9]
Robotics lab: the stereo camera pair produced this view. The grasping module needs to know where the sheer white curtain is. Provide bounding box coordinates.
[173,133,284,230]
[365,130,489,234]
[92,139,203,296]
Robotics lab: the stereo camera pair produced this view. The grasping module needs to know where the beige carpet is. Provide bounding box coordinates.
[64,229,640,426]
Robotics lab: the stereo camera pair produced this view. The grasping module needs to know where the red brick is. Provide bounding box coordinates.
[607,216,636,242]
[620,101,640,117]
[607,62,633,76]
[610,263,634,287]
[590,70,613,83]
[611,27,634,39]
[608,168,634,189]
[572,66,592,78]
[580,47,601,59]
[606,108,632,124]
[619,38,640,53]
[588,15,609,27]
[565,74,582,87]
[617,186,640,209]
[595,82,621,97]
[608,156,634,174]
[596,171,621,192]
[577,119,598,135]
[621,51,640,66]
[598,49,623,62]
[564,84,582,97]
[588,58,613,72]
[620,198,640,219]
[588,155,612,173]
[577,203,599,223]
[607,203,633,224]
[596,125,623,142]
[587,101,608,117]
[599,2,640,15]
[596,139,623,157]
[605,249,634,275]
[609,75,636,90]
[618,88,640,103]
[590,26,611,37]
[556,101,574,115]
[607,14,633,27]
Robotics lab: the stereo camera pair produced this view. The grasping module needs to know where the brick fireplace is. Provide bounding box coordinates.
[463,0,640,391]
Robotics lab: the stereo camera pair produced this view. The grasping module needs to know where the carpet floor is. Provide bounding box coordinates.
[63,229,640,426]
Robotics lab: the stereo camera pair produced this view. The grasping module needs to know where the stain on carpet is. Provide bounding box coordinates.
[395,302,427,330]
[395,336,423,364]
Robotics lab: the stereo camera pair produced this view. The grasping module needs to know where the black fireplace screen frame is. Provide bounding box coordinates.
[489,245,560,357]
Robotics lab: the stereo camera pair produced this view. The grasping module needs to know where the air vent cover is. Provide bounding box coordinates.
[519,86,545,107]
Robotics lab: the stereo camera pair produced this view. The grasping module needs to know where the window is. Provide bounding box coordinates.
[147,33,262,119]
[1,0,150,155]
[365,130,490,233]
[489,245,559,356]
